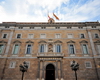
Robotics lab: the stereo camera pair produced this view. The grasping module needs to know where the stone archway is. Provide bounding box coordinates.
[45,64,55,80]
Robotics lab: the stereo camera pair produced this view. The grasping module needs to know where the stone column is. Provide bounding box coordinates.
[60,60,64,80]
[56,60,59,80]
[42,60,44,80]
[37,60,40,80]
[87,30,97,55]
[5,30,14,56]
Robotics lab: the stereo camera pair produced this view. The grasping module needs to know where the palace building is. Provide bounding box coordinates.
[0,18,100,80]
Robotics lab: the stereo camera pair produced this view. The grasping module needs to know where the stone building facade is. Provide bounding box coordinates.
[0,19,100,80]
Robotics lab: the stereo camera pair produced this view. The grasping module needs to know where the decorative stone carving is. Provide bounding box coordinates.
[54,40,62,43]
[80,40,88,43]
[38,40,47,43]
[13,40,21,43]
[94,40,100,43]
[0,40,7,43]
[67,40,75,43]
[48,44,53,52]
[26,40,34,43]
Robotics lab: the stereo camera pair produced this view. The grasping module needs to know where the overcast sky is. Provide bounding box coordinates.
[0,0,100,22]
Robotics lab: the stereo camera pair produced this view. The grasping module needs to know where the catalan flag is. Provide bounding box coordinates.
[53,13,59,20]
[48,15,51,19]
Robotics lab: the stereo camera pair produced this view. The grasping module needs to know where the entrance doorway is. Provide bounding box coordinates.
[45,64,55,80]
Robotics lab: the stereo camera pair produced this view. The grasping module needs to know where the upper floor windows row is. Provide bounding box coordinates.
[1,33,100,39]
[2,26,98,29]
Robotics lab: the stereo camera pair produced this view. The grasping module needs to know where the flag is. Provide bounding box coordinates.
[53,13,59,20]
[48,15,51,19]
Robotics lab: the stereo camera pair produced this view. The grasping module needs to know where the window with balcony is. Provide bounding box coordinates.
[0,44,5,54]
[12,44,19,54]
[82,44,88,54]
[26,44,32,54]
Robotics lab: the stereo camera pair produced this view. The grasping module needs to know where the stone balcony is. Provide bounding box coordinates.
[37,52,64,58]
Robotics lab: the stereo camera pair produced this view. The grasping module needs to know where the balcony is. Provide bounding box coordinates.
[37,52,64,58]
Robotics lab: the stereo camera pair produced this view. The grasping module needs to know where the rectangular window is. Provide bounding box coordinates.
[55,34,60,38]
[13,44,19,54]
[96,44,100,54]
[17,34,21,38]
[69,44,75,54]
[82,44,88,54]
[40,44,46,53]
[3,34,7,38]
[94,34,99,38]
[9,62,16,68]
[26,44,32,54]
[28,34,33,39]
[80,34,85,38]
[55,44,61,53]
[85,62,92,68]
[40,34,46,38]
[0,44,4,54]
[68,34,73,38]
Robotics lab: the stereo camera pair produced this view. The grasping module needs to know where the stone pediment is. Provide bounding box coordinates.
[0,40,7,43]
[80,40,88,43]
[67,40,75,43]
[39,40,47,43]
[13,40,21,43]
[54,40,62,43]
[26,40,34,43]
[94,40,100,43]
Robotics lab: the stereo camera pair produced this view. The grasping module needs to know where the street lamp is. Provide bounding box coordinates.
[19,62,28,80]
[70,60,79,80]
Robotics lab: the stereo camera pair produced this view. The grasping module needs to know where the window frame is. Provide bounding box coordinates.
[55,44,62,53]
[68,43,76,54]
[9,61,16,68]
[39,43,47,53]
[80,33,85,38]
[40,34,46,38]
[81,44,89,54]
[55,33,61,38]
[85,61,92,68]
[16,33,22,39]
[0,44,5,54]
[94,33,99,38]
[25,44,33,54]
[67,33,73,38]
[28,34,34,39]
[95,43,100,55]
[2,33,8,39]
[12,43,20,55]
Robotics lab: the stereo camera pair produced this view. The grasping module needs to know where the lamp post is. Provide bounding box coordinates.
[19,62,28,80]
[70,60,79,80]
